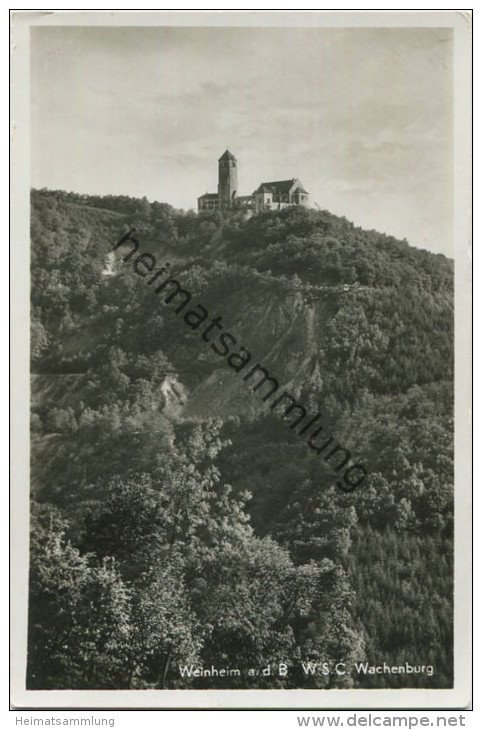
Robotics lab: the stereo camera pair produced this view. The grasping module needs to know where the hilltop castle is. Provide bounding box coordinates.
[198,150,310,213]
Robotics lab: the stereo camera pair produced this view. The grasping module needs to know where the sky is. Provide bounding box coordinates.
[31,24,453,256]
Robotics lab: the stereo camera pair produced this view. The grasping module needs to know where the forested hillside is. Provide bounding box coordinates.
[28,188,454,689]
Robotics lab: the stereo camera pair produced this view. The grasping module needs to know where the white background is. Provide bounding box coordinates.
[7,3,475,726]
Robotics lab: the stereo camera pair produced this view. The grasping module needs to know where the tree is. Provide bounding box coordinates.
[27,504,132,689]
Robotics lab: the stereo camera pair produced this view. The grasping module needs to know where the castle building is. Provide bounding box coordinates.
[253,179,309,211]
[198,150,310,213]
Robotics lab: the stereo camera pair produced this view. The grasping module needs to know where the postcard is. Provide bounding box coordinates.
[10,10,472,709]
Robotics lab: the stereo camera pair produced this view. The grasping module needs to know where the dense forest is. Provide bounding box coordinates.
[28,188,454,689]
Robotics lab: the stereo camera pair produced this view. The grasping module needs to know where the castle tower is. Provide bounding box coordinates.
[218,150,238,209]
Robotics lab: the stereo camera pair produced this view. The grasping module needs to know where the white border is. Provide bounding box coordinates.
[10,10,472,710]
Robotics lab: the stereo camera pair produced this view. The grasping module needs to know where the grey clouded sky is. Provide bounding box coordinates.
[31,25,453,256]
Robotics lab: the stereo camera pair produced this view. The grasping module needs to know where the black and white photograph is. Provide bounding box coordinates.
[10,10,472,710]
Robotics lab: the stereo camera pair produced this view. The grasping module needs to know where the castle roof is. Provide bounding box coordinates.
[255,178,308,195]
[219,149,236,162]
[198,192,218,200]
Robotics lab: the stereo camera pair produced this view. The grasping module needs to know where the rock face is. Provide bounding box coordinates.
[161,374,187,415]
[182,285,340,419]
